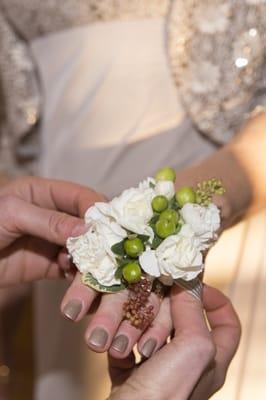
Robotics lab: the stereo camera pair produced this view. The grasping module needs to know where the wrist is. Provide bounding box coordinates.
[174,149,251,229]
[0,172,11,188]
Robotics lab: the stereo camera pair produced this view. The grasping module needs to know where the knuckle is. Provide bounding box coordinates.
[11,176,36,191]
[192,334,216,363]
[174,331,216,366]
[48,212,70,240]
[0,195,19,218]
[153,320,172,339]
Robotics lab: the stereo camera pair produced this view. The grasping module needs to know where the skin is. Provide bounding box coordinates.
[0,176,102,286]
[59,113,265,398]
[61,113,266,360]
[108,285,241,400]
[0,112,265,398]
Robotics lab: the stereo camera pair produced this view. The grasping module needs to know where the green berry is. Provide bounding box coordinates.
[175,187,196,206]
[152,195,168,213]
[160,209,179,225]
[124,238,144,258]
[155,219,176,239]
[122,262,142,284]
[155,167,176,182]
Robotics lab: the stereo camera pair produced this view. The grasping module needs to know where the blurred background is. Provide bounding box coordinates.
[0,209,265,400]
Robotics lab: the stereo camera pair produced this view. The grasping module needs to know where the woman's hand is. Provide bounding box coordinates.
[0,176,102,286]
[60,177,230,360]
[61,272,170,359]
[108,285,241,400]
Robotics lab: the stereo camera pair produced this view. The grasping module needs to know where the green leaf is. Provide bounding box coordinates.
[168,197,180,211]
[82,272,126,293]
[115,265,124,280]
[175,223,182,234]
[149,214,160,227]
[137,234,150,243]
[151,235,163,250]
[149,181,156,189]
[117,257,135,268]
[111,240,125,256]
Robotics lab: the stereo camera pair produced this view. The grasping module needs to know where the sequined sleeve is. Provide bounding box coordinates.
[0,9,40,175]
[167,0,266,144]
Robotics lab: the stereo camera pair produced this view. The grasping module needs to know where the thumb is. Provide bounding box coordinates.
[0,195,87,249]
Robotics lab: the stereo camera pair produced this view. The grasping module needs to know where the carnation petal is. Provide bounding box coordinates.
[139,249,160,278]
[155,181,175,200]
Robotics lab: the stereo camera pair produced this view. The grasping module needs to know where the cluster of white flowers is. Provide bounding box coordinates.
[139,203,220,285]
[67,177,221,287]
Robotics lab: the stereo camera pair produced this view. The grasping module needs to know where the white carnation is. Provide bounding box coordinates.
[156,225,204,281]
[180,203,220,243]
[67,205,127,286]
[139,224,204,281]
[98,180,155,239]
[139,247,160,278]
[155,181,175,200]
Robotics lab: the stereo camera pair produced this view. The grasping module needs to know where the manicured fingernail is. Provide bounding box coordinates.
[63,299,82,321]
[141,339,157,358]
[111,335,129,353]
[88,328,108,348]
[61,254,72,271]
[71,223,87,237]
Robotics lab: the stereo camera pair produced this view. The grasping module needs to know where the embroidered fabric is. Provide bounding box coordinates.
[0,0,265,174]
[168,0,266,144]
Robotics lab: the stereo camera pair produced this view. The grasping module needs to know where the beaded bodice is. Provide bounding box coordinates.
[0,0,265,174]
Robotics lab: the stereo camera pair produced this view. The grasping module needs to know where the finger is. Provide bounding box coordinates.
[0,195,87,249]
[138,297,173,358]
[203,285,241,366]
[108,353,136,389]
[61,272,98,322]
[171,284,209,337]
[108,287,216,400]
[109,293,161,359]
[189,285,241,399]
[85,290,128,352]
[2,177,104,217]
[57,248,72,271]
[204,285,241,389]
[0,236,62,286]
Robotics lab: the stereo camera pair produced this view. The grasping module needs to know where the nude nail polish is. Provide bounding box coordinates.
[141,339,157,358]
[88,328,108,348]
[63,299,82,321]
[111,335,129,353]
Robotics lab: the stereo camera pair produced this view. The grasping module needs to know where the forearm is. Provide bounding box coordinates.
[0,171,10,187]
[175,113,266,228]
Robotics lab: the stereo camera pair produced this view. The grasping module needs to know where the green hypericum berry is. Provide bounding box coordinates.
[155,219,176,239]
[124,238,144,258]
[155,167,176,182]
[122,262,142,284]
[159,209,179,225]
[175,187,196,206]
[152,195,168,213]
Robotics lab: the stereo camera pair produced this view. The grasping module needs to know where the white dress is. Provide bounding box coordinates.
[30,18,216,400]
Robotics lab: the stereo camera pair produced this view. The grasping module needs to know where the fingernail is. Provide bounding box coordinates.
[71,223,87,237]
[88,328,108,348]
[111,335,129,353]
[61,254,72,271]
[63,299,82,321]
[141,339,157,358]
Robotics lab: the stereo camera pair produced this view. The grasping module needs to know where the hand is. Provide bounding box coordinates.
[108,285,241,400]
[0,176,102,287]
[61,273,170,359]
[60,181,229,361]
